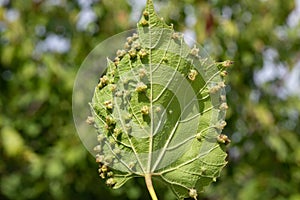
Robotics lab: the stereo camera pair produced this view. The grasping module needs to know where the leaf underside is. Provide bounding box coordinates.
[89,0,228,199]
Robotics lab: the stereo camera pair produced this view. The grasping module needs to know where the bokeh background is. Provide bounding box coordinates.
[1,0,300,199]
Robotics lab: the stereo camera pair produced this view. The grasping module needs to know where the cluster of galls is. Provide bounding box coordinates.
[208,80,230,146]
[218,60,233,78]
[140,11,149,27]
[216,60,233,146]
[86,113,120,187]
[97,31,149,94]
[98,75,110,89]
[94,133,119,187]
[110,30,150,115]
[195,60,233,147]
[188,166,219,199]
[208,60,233,94]
[217,134,231,145]
[115,32,149,66]
[195,120,229,143]
[112,32,152,119]
[209,81,226,94]
[95,153,117,187]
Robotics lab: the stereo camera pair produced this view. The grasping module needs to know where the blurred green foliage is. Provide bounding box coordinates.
[0,0,299,199]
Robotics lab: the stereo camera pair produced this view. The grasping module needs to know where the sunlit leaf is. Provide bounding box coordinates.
[89,0,229,199]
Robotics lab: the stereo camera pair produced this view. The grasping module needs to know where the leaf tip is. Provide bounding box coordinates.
[138,0,172,29]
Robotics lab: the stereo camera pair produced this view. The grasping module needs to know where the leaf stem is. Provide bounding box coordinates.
[145,174,158,200]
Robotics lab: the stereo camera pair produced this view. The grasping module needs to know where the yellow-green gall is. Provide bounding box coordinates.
[196,133,204,141]
[116,49,126,58]
[221,60,234,68]
[106,116,116,126]
[188,69,198,81]
[109,137,116,146]
[86,116,94,125]
[124,90,131,98]
[162,57,168,63]
[107,171,114,177]
[200,166,207,173]
[140,19,148,26]
[218,82,226,88]
[99,173,106,179]
[155,106,161,113]
[106,178,116,187]
[101,164,108,173]
[216,120,227,130]
[98,75,109,88]
[124,42,131,50]
[138,49,148,58]
[209,85,220,94]
[100,75,109,83]
[115,91,123,97]
[135,82,147,92]
[113,57,120,66]
[217,134,231,145]
[97,134,105,142]
[132,41,141,50]
[219,103,228,111]
[122,78,129,85]
[220,95,226,102]
[143,11,149,19]
[172,32,182,40]
[96,154,104,163]
[132,33,139,39]
[104,100,113,109]
[110,84,117,92]
[209,82,225,94]
[190,46,199,57]
[126,36,133,44]
[93,145,102,152]
[113,128,122,137]
[124,113,132,122]
[129,49,137,58]
[141,105,150,115]
[138,68,147,78]
[220,70,228,77]
[189,189,198,200]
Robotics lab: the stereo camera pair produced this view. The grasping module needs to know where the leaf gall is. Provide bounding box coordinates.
[189,189,198,200]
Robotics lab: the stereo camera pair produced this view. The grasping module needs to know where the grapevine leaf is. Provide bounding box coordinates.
[89,0,230,199]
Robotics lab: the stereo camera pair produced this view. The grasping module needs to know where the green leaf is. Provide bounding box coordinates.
[89,0,229,199]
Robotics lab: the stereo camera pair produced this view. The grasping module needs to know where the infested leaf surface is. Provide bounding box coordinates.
[89,0,229,199]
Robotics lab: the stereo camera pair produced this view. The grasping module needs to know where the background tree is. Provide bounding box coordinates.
[0,0,299,199]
